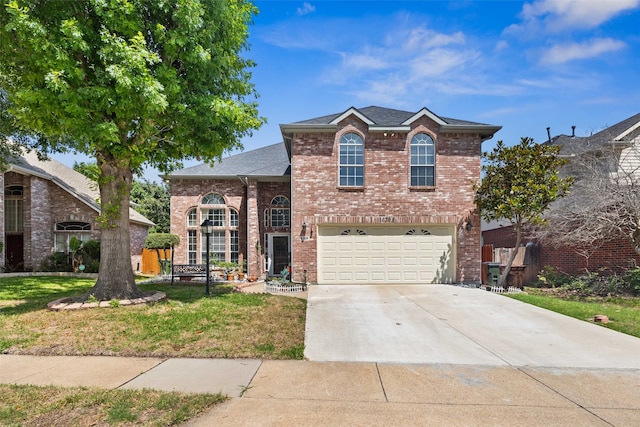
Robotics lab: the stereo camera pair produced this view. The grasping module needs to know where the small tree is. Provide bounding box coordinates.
[144,233,180,276]
[474,137,573,287]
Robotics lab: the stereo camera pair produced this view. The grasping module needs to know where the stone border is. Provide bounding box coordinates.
[47,292,167,311]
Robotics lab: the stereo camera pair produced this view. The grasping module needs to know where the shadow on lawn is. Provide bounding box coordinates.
[0,277,233,315]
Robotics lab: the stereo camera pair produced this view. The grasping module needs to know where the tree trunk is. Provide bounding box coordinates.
[497,224,522,288]
[89,153,144,300]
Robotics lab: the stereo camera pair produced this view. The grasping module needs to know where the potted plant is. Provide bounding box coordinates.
[219,261,238,281]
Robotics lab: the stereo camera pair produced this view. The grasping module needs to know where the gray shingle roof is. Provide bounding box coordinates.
[294,105,494,127]
[9,151,154,226]
[547,112,640,155]
[169,142,290,178]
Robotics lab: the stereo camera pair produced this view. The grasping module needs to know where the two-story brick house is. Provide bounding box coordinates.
[169,106,501,284]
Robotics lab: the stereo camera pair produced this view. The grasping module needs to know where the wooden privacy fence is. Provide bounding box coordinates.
[141,248,171,275]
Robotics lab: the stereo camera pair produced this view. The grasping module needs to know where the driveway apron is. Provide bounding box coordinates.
[304,284,640,368]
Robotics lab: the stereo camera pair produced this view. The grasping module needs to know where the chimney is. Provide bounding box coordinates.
[546,127,551,144]
[571,125,576,137]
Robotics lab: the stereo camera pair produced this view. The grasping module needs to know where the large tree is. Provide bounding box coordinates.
[474,137,573,287]
[0,0,263,300]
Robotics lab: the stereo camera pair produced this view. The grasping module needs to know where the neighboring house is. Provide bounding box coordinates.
[169,106,501,284]
[482,112,640,277]
[1,151,154,271]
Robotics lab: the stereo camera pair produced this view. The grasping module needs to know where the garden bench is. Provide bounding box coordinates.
[171,264,209,285]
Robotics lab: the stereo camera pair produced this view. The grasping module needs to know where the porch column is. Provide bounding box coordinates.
[246,179,261,279]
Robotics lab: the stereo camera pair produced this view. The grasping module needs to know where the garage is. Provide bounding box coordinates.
[317,225,455,284]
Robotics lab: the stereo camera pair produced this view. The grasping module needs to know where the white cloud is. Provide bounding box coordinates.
[517,0,639,32]
[297,2,316,16]
[540,38,626,64]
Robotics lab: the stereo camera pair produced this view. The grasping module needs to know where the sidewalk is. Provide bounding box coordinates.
[2,354,639,426]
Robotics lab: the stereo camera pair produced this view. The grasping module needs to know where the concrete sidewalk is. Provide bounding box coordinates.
[2,355,639,426]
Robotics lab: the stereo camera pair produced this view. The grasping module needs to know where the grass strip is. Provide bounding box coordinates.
[0,384,224,426]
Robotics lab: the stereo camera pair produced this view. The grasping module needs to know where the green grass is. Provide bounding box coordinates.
[0,384,225,427]
[508,290,640,338]
[0,276,306,359]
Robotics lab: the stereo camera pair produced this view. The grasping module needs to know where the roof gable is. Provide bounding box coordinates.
[8,151,154,226]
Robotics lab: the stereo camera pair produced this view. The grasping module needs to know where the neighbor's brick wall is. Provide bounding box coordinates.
[29,177,53,270]
[540,240,640,276]
[291,115,483,284]
[130,223,149,271]
[482,225,640,276]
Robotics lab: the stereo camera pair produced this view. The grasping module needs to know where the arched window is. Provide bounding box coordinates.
[54,221,91,253]
[4,185,23,233]
[410,133,436,186]
[196,193,240,264]
[201,192,225,205]
[264,196,290,228]
[339,132,364,187]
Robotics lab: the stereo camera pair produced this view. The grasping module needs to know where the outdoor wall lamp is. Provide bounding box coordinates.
[201,219,214,296]
[301,222,308,242]
[465,221,473,232]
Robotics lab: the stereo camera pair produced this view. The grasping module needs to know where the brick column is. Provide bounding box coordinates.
[30,177,53,270]
[246,179,261,278]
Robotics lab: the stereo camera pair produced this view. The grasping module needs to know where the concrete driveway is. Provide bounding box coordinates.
[304,284,640,368]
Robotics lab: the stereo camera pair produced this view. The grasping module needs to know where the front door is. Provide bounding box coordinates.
[5,234,24,271]
[268,234,290,276]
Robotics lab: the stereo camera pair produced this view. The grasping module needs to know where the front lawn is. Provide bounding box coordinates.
[508,288,640,338]
[0,276,306,359]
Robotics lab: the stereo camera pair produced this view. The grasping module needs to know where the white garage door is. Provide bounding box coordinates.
[317,225,455,284]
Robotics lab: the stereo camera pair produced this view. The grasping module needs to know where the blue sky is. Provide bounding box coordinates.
[54,0,640,180]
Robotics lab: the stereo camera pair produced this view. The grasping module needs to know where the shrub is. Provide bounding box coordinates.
[535,266,570,288]
[41,253,73,272]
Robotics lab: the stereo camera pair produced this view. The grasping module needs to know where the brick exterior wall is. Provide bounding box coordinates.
[291,115,483,284]
[2,171,148,272]
[170,177,292,279]
[482,225,640,276]
[170,178,248,263]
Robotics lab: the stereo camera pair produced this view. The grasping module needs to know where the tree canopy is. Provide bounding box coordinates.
[0,0,263,299]
[474,137,572,287]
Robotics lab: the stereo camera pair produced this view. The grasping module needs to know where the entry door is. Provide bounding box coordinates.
[5,234,24,270]
[268,234,290,276]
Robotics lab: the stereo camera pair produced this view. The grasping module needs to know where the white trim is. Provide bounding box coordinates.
[401,107,447,126]
[329,107,375,125]
[614,120,640,141]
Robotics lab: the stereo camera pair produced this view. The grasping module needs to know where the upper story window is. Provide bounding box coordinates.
[194,192,240,264]
[410,133,436,187]
[339,132,364,187]
[202,193,225,205]
[187,208,197,227]
[264,195,290,228]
